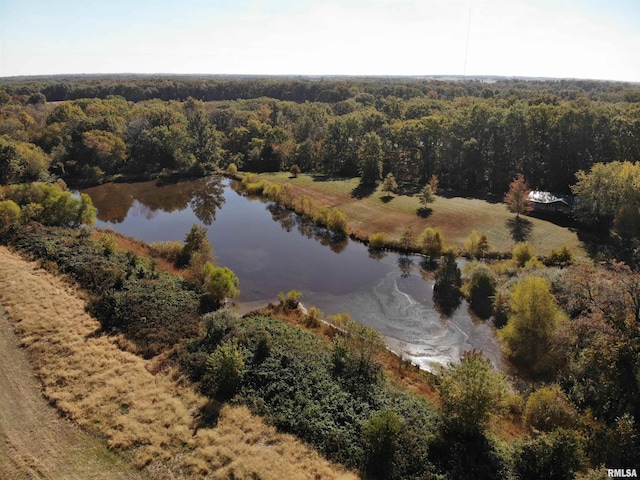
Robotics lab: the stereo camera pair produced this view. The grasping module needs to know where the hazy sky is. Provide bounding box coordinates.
[1,0,638,81]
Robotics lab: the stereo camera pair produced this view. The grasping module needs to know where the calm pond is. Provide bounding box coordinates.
[82,176,505,371]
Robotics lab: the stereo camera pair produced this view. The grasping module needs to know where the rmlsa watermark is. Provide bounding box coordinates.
[608,468,638,478]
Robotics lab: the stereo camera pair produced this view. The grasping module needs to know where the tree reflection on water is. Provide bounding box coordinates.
[83,176,225,225]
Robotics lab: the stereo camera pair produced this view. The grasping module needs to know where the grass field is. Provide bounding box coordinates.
[0,246,356,480]
[260,173,586,260]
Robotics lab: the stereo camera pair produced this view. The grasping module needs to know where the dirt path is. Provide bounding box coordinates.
[0,258,144,479]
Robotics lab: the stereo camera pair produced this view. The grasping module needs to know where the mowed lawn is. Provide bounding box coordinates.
[261,173,586,259]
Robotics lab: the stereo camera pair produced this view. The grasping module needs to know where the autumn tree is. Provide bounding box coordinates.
[399,226,415,252]
[419,227,444,261]
[81,130,127,174]
[463,230,489,259]
[381,172,398,198]
[512,242,535,268]
[499,276,566,377]
[289,164,301,178]
[523,385,576,432]
[560,262,640,430]
[504,173,533,218]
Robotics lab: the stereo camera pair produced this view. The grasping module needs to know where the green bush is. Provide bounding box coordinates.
[512,242,535,268]
[148,240,184,263]
[548,246,573,266]
[326,208,348,236]
[278,290,302,310]
[203,340,247,400]
[0,199,21,234]
[9,224,201,357]
[5,182,96,227]
[203,263,240,304]
[437,350,509,432]
[513,429,584,480]
[523,385,576,432]
[368,232,386,249]
[182,313,443,475]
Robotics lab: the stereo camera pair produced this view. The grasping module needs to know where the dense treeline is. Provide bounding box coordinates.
[3,74,640,104]
[1,76,639,195]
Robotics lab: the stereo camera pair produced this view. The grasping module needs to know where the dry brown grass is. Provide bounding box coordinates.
[0,246,357,480]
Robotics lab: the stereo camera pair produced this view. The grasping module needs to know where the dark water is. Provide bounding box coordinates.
[82,176,505,371]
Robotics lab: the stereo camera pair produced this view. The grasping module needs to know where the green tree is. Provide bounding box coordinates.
[433,251,462,313]
[9,184,96,227]
[331,313,384,392]
[418,184,435,209]
[466,263,496,320]
[203,340,246,400]
[499,276,566,377]
[203,263,240,304]
[358,132,383,185]
[187,108,220,169]
[613,203,640,241]
[178,223,212,267]
[572,161,640,230]
[363,410,403,478]
[513,429,584,480]
[437,350,509,431]
[0,138,51,184]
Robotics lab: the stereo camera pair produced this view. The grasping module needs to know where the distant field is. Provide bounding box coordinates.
[261,173,586,260]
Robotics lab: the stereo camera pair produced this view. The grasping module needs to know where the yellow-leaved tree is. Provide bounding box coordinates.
[499,276,566,377]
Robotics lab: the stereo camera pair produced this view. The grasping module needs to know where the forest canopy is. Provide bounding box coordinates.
[0,75,638,197]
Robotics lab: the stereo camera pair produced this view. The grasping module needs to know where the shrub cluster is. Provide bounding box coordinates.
[239,174,349,237]
[8,223,201,357]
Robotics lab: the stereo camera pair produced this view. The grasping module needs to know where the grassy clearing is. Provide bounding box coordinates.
[0,246,356,480]
[260,173,586,260]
